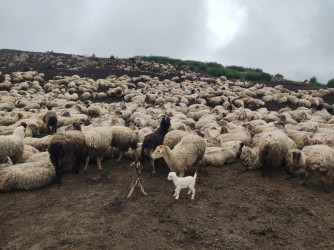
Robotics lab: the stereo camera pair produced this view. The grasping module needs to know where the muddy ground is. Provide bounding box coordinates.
[1,159,334,249]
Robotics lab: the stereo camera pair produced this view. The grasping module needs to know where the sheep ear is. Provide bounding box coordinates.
[21,122,27,128]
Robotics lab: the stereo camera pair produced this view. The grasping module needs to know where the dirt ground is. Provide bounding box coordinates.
[1,158,334,249]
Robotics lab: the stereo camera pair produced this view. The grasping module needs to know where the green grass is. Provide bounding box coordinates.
[139,56,273,81]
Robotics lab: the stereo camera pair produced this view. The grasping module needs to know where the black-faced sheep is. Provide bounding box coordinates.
[48,130,86,184]
[43,111,58,135]
[151,134,206,177]
[141,115,171,176]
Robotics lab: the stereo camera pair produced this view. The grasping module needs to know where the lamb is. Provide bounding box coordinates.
[83,127,113,172]
[167,168,198,200]
[258,131,297,177]
[141,115,171,176]
[111,126,138,162]
[48,130,86,184]
[0,152,55,191]
[151,134,206,177]
[301,145,334,192]
[127,161,148,199]
[0,126,25,164]
[43,110,58,135]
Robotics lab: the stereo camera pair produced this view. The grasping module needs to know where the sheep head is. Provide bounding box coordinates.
[167,172,177,181]
[151,145,168,160]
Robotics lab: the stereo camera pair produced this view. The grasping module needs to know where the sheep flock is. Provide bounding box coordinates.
[1,54,334,195]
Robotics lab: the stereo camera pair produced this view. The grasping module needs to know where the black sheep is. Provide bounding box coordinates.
[43,111,58,135]
[141,115,171,176]
[48,130,86,185]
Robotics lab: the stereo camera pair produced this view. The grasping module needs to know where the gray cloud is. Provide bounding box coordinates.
[0,0,333,82]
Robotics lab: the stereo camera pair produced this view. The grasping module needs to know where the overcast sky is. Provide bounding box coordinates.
[0,0,333,83]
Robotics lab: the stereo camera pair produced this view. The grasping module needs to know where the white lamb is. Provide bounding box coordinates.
[167,171,197,200]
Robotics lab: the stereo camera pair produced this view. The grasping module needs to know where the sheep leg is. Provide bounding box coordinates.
[74,157,80,174]
[321,175,330,193]
[55,162,62,185]
[302,171,311,186]
[261,165,266,177]
[174,188,181,199]
[134,150,138,162]
[116,152,123,162]
[97,157,103,171]
[84,156,90,172]
[187,189,192,195]
[190,188,195,199]
[151,159,156,176]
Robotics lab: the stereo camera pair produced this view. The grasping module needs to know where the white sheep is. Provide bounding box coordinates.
[302,145,334,192]
[240,146,261,171]
[167,171,197,200]
[0,126,25,164]
[151,135,206,177]
[258,131,297,177]
[200,141,243,167]
[83,127,113,172]
[111,126,138,162]
[0,152,55,191]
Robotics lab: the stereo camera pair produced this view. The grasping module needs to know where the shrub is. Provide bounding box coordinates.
[309,76,317,84]
[245,72,262,81]
[110,55,115,60]
[275,73,284,78]
[327,79,334,87]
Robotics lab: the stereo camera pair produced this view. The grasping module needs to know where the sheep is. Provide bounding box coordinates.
[23,135,54,151]
[22,145,40,162]
[200,141,243,168]
[167,171,197,200]
[301,145,334,192]
[43,111,58,135]
[141,115,171,176]
[48,130,86,184]
[163,130,189,150]
[0,152,55,191]
[111,126,138,162]
[0,126,25,164]
[83,127,113,172]
[258,131,297,177]
[151,134,206,177]
[285,149,307,177]
[239,146,261,172]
